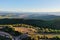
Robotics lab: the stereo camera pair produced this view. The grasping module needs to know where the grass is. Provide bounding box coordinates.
[0,24,60,39]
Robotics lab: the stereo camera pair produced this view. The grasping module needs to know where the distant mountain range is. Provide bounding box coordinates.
[0,12,60,20]
[0,12,60,29]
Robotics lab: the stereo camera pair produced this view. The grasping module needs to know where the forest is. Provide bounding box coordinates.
[0,18,60,29]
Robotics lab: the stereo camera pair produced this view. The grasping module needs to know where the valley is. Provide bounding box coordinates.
[0,13,60,40]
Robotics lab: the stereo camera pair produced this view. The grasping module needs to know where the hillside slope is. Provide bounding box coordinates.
[0,19,60,29]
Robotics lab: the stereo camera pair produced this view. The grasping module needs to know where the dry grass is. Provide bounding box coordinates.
[13,27,37,34]
[0,24,60,39]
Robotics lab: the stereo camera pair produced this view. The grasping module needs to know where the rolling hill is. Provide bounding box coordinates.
[0,12,60,20]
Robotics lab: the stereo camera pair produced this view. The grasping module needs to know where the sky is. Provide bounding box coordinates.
[0,0,60,12]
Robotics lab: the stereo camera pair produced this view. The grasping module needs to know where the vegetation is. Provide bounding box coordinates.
[0,36,12,40]
[0,24,60,40]
[0,26,22,36]
[0,19,60,40]
[0,19,60,29]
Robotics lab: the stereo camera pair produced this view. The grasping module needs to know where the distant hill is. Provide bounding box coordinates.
[0,12,60,20]
[0,12,60,29]
[0,19,60,29]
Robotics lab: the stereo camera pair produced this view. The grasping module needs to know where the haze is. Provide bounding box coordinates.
[0,0,60,15]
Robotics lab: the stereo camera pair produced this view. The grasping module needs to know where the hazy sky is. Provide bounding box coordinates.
[0,0,60,12]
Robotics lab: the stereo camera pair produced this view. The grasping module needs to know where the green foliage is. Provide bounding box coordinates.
[1,26,22,36]
[52,36,60,40]
[0,36,12,40]
[0,19,60,29]
[22,37,31,40]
